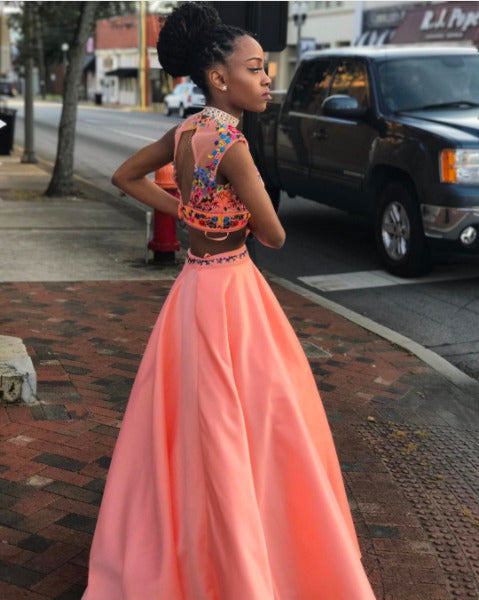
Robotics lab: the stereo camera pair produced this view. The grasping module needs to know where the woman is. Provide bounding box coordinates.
[82,3,376,599]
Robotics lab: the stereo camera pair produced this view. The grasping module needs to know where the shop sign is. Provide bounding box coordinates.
[392,2,479,44]
[421,6,479,34]
[364,8,405,30]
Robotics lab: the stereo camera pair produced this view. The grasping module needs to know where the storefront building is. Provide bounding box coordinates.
[95,14,168,107]
[269,1,434,91]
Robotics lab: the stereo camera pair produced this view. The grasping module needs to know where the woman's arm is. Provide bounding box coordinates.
[111,126,179,218]
[218,142,286,249]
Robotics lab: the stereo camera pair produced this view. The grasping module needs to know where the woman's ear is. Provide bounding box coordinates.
[208,66,227,93]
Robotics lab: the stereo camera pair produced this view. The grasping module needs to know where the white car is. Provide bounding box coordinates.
[164,83,205,118]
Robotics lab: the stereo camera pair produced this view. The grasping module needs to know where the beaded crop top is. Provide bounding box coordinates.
[173,107,252,238]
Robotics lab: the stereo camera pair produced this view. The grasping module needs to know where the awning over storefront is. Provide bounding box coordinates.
[105,68,138,78]
[356,28,395,46]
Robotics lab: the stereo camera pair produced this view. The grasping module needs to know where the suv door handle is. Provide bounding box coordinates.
[313,128,328,140]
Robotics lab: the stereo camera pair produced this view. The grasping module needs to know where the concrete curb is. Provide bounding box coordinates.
[268,273,479,399]
[0,335,37,403]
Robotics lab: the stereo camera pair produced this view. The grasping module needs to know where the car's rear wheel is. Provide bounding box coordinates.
[178,104,185,118]
[375,180,432,277]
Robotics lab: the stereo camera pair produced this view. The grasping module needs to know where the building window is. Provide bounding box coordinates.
[313,1,343,8]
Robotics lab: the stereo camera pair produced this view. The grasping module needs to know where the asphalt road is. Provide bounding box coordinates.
[12,100,479,381]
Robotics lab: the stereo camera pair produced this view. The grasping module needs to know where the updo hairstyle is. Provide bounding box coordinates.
[157,2,247,97]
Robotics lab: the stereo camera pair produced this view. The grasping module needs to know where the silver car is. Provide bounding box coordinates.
[164,83,205,118]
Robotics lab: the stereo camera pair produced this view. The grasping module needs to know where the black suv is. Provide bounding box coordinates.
[256,46,479,276]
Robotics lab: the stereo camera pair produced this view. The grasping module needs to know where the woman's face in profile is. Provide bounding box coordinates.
[224,35,272,113]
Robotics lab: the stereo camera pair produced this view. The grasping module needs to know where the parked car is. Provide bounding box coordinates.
[164,83,205,118]
[255,46,479,277]
[0,80,16,97]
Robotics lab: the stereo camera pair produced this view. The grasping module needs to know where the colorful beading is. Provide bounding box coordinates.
[173,109,262,234]
[186,247,249,266]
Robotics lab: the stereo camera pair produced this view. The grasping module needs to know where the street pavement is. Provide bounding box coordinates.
[0,152,478,599]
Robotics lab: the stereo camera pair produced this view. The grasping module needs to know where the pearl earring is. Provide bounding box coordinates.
[222,85,227,91]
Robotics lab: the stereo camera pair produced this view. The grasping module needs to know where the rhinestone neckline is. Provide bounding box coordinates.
[202,106,240,128]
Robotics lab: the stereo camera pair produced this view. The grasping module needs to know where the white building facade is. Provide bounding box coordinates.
[269,1,434,90]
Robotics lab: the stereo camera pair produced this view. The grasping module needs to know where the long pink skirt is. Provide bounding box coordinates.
[82,245,376,600]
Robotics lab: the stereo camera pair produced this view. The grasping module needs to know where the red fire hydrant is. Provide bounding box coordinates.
[148,163,181,263]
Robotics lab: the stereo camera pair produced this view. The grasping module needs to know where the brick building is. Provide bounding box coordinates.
[95,13,168,106]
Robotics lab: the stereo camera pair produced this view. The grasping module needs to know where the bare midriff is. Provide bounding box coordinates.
[187,226,248,257]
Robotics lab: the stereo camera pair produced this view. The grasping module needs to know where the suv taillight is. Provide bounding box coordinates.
[187,95,191,102]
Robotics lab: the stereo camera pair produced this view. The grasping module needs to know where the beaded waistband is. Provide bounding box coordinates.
[182,204,250,233]
[186,246,248,266]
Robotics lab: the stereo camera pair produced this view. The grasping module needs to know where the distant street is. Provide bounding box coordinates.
[12,99,479,381]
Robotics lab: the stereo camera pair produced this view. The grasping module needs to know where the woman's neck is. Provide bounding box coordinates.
[203,106,240,128]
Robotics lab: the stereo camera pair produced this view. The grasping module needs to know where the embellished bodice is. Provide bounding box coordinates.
[173,107,252,233]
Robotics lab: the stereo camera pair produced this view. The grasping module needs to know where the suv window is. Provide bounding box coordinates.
[378,55,479,112]
[193,86,203,95]
[330,60,369,108]
[289,59,334,114]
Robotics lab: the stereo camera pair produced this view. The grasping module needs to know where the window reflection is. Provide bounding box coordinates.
[330,61,369,108]
[378,56,479,113]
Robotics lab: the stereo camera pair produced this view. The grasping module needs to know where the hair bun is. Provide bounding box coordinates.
[157,2,222,77]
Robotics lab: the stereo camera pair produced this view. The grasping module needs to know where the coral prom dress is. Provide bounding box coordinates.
[82,108,376,599]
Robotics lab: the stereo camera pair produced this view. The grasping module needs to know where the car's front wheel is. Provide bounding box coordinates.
[375,180,432,277]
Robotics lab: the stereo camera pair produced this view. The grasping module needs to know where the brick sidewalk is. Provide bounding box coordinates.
[0,278,478,599]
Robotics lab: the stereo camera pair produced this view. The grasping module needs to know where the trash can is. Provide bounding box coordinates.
[94,93,102,106]
[0,107,16,155]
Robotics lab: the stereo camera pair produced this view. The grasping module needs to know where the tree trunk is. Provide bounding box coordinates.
[32,3,47,100]
[45,1,98,197]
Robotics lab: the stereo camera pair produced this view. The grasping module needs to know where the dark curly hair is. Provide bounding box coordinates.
[157,2,247,98]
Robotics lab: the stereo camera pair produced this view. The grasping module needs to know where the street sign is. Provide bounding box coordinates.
[300,37,316,57]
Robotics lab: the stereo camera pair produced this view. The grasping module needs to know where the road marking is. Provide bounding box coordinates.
[299,265,479,292]
[109,128,158,142]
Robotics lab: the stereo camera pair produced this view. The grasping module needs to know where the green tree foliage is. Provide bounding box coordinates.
[11,1,136,80]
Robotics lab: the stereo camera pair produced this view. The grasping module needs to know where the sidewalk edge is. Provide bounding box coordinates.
[13,144,147,226]
[269,273,479,398]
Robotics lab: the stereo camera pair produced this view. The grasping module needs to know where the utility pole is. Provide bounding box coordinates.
[137,0,146,110]
[22,1,37,164]
[0,5,3,77]
[293,2,307,65]
[353,1,364,45]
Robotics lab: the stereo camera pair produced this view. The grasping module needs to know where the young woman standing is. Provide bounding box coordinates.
[82,3,376,598]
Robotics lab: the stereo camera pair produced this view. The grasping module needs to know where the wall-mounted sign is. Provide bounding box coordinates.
[393,1,479,44]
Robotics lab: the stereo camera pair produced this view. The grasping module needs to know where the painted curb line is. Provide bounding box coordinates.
[269,273,479,397]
